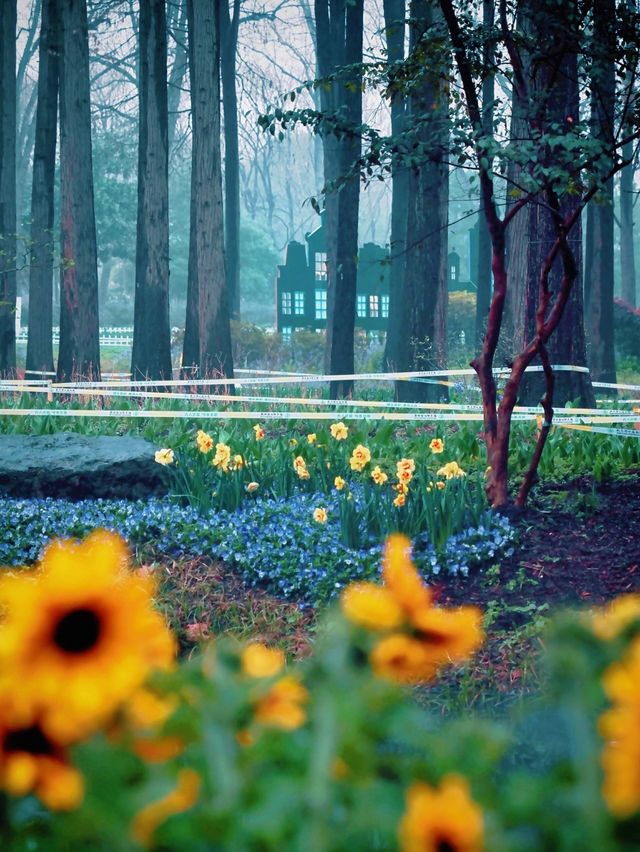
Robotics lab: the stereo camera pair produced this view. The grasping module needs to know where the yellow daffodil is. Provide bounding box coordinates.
[195,430,213,453]
[313,507,328,524]
[212,443,232,471]
[293,455,310,480]
[154,448,174,466]
[429,438,444,454]
[349,444,372,472]
[307,433,317,444]
[396,458,416,484]
[246,481,259,493]
[371,466,388,485]
[393,493,406,508]
[253,424,265,440]
[437,461,466,480]
[330,421,349,441]
[334,476,346,491]
[398,775,484,852]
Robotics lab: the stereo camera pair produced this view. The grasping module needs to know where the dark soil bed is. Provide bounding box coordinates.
[439,474,640,628]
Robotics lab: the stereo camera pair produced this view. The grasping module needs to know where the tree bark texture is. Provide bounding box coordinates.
[220,0,241,320]
[57,0,101,381]
[382,0,409,374]
[26,0,58,378]
[167,0,188,156]
[586,0,616,384]
[474,0,494,348]
[132,0,172,381]
[315,0,364,398]
[396,0,449,404]
[619,140,636,307]
[186,0,234,380]
[509,0,594,406]
[0,0,17,376]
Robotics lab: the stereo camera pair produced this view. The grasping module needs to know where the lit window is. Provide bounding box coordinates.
[281,326,292,342]
[369,295,379,318]
[315,252,327,281]
[282,292,292,315]
[381,295,389,318]
[357,294,367,317]
[450,265,457,281]
[294,291,305,315]
[315,289,327,320]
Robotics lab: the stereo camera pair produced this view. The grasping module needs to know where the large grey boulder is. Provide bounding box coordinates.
[0,433,170,499]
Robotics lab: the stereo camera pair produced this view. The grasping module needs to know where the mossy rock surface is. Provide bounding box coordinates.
[0,433,168,499]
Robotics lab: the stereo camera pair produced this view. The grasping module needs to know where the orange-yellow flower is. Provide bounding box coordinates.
[349,444,372,472]
[307,433,317,444]
[341,582,404,631]
[382,534,433,617]
[154,448,174,466]
[429,438,444,454]
[246,481,259,493]
[334,476,346,491]
[212,442,232,471]
[371,466,388,485]
[195,429,213,453]
[330,421,349,441]
[370,634,438,684]
[398,774,484,851]
[412,605,484,665]
[437,461,466,480]
[313,507,328,524]
[254,676,308,730]
[293,455,310,480]
[253,424,265,440]
[393,493,406,508]
[592,595,640,641]
[131,768,201,847]
[241,643,285,678]
[396,458,416,483]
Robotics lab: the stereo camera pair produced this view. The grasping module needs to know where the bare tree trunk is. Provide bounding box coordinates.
[315,0,364,398]
[57,0,101,381]
[397,0,449,404]
[382,0,409,373]
[0,0,17,376]
[475,0,494,348]
[620,140,636,307]
[586,0,616,384]
[186,0,233,380]
[220,0,241,320]
[167,0,188,156]
[26,0,58,378]
[132,0,172,381]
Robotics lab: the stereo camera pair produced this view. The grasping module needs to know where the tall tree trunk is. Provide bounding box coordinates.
[26,0,58,378]
[586,0,616,384]
[475,0,493,348]
[315,0,364,398]
[0,0,17,377]
[510,0,594,406]
[132,0,172,381]
[382,0,409,373]
[57,0,101,381]
[167,0,188,156]
[186,0,233,380]
[220,0,241,320]
[619,140,636,307]
[396,0,449,403]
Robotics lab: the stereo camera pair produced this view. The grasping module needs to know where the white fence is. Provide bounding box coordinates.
[16,327,135,347]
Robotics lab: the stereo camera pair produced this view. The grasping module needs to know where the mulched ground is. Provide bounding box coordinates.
[439,473,640,628]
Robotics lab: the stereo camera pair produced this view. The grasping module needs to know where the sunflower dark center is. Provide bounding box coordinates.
[53,607,102,654]
[4,725,54,755]
[435,838,456,852]
[418,629,449,646]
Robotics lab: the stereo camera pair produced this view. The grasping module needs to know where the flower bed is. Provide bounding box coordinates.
[0,493,516,605]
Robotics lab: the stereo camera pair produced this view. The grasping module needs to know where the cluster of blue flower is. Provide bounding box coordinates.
[0,495,517,604]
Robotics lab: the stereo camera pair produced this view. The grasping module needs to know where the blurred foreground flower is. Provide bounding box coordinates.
[398,774,484,851]
[0,531,175,744]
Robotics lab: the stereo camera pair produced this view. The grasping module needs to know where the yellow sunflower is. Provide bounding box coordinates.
[254,676,309,730]
[411,605,484,665]
[132,768,201,847]
[0,531,176,743]
[370,634,438,684]
[382,535,433,618]
[398,774,484,852]
[341,582,404,631]
[0,703,84,810]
